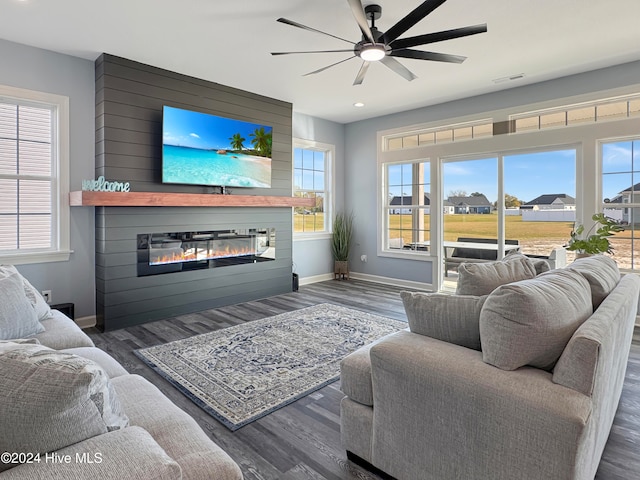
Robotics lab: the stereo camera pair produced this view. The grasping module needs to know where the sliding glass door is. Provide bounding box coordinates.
[440,147,576,287]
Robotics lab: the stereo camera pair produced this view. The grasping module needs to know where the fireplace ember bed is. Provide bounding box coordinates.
[137,228,275,277]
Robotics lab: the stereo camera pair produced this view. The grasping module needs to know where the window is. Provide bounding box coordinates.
[504,149,576,258]
[385,119,493,151]
[511,94,640,133]
[0,85,69,264]
[383,160,430,252]
[293,140,333,235]
[602,138,640,270]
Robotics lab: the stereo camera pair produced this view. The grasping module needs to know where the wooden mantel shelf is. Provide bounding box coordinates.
[69,191,315,208]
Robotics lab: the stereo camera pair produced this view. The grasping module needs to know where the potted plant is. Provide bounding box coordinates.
[565,213,624,257]
[331,211,354,279]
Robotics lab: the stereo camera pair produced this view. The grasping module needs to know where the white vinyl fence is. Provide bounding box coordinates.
[521,210,576,222]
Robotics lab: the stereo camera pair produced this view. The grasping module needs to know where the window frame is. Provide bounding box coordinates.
[600,135,640,271]
[381,159,431,257]
[377,89,640,289]
[0,84,70,265]
[292,138,334,240]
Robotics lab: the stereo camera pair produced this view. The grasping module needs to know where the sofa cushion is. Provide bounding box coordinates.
[0,272,44,340]
[479,269,593,371]
[60,347,129,378]
[0,343,129,472]
[0,427,182,480]
[0,265,52,321]
[456,253,537,296]
[35,309,95,349]
[401,291,486,350]
[566,254,620,309]
[112,374,243,480]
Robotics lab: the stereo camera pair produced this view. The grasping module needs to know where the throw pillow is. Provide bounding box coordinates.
[565,255,620,309]
[0,343,129,472]
[401,291,487,350]
[456,253,537,296]
[0,265,52,321]
[479,269,593,371]
[0,273,45,340]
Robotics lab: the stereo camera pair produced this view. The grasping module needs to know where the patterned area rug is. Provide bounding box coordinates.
[135,303,406,431]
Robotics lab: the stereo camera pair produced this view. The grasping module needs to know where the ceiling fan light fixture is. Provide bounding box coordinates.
[360,44,386,62]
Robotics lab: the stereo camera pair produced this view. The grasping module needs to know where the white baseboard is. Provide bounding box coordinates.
[298,271,432,291]
[299,273,335,285]
[76,315,96,330]
[348,272,433,291]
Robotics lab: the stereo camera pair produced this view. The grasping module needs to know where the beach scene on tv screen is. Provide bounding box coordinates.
[162,106,272,188]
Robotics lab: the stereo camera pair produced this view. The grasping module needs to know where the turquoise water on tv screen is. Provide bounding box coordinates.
[162,145,271,188]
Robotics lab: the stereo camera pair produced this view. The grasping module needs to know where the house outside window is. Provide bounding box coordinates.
[383,160,430,253]
[0,85,70,265]
[293,140,333,236]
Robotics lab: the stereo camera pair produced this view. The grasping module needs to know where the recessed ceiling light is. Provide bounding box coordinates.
[354,102,365,108]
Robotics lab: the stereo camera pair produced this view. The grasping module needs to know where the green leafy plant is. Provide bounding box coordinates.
[565,213,624,254]
[331,211,354,262]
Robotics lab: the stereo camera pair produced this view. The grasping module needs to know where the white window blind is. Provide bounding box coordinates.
[0,97,59,255]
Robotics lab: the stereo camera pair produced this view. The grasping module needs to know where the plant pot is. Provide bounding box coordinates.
[334,260,349,280]
[575,252,592,259]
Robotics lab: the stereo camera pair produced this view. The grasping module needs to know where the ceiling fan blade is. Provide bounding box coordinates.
[380,56,417,81]
[303,56,355,76]
[277,18,355,45]
[272,49,354,56]
[353,61,370,85]
[346,0,376,44]
[382,0,448,44]
[391,49,466,63]
[390,24,487,50]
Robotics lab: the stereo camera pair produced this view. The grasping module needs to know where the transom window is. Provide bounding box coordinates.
[511,95,640,133]
[384,120,493,151]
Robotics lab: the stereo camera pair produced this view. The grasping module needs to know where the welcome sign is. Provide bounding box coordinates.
[82,176,130,192]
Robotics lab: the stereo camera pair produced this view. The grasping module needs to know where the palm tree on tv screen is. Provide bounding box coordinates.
[249,127,272,157]
[229,133,246,151]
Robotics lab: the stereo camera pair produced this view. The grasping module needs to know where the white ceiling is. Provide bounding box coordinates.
[4,0,640,123]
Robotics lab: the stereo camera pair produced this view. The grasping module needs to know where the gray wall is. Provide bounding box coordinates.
[0,39,96,318]
[96,54,294,330]
[292,113,346,280]
[344,60,640,285]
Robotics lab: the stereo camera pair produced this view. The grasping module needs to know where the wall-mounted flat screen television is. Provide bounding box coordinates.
[162,105,272,188]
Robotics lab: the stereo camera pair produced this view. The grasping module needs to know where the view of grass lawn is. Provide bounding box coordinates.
[390,213,573,243]
[295,212,635,268]
[294,213,325,233]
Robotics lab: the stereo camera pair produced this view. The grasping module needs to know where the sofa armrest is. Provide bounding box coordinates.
[0,427,181,480]
[368,330,592,480]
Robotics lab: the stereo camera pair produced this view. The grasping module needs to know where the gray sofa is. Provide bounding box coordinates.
[340,255,639,480]
[0,266,243,480]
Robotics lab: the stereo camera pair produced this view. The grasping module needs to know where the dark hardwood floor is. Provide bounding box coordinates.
[87,279,640,480]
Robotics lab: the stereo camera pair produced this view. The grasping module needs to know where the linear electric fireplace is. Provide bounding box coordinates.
[137,228,275,277]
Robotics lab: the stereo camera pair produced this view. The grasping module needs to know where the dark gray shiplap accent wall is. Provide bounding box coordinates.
[95,54,293,331]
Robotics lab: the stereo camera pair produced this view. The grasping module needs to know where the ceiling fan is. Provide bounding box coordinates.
[271,0,487,85]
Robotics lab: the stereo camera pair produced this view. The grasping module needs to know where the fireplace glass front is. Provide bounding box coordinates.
[137,228,275,277]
